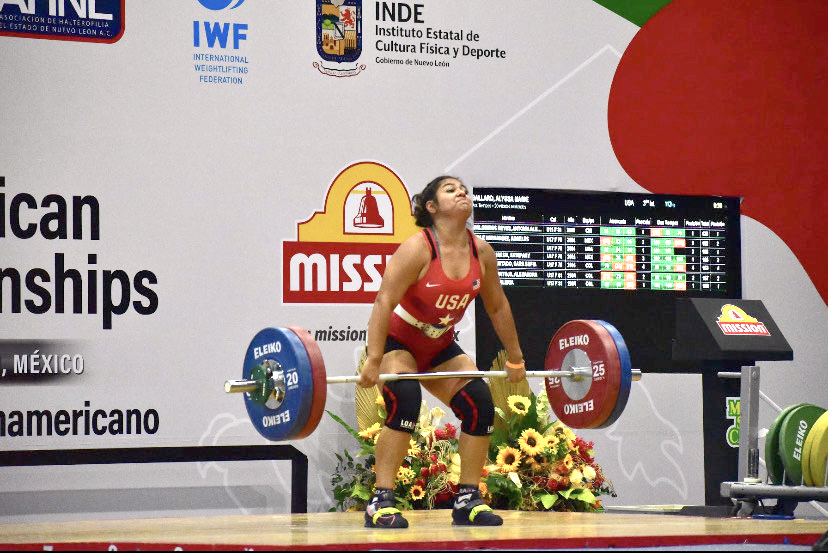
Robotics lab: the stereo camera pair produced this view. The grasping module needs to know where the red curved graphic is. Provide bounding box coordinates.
[608,0,827,305]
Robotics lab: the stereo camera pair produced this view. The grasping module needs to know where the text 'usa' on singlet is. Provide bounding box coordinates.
[388,228,482,367]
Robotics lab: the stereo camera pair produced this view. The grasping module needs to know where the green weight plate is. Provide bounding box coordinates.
[778,403,825,485]
[804,410,828,487]
[765,404,801,485]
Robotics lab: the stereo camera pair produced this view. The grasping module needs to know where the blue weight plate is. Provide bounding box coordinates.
[593,320,632,429]
[243,327,315,441]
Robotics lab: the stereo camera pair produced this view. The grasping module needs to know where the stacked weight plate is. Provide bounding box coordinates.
[765,402,828,487]
[802,410,828,487]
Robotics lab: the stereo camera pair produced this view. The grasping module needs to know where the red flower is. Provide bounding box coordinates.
[420,467,430,478]
[444,423,457,439]
[546,479,559,492]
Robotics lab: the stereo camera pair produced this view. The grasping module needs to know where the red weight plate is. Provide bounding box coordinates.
[287,326,328,439]
[544,320,622,429]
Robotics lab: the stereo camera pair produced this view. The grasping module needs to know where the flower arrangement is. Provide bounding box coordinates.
[328,379,615,513]
[328,395,467,511]
[482,388,615,512]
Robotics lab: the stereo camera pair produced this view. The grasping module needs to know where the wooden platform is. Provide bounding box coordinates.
[0,510,826,550]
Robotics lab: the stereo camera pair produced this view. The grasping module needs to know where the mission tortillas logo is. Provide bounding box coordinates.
[282,162,419,303]
[716,305,771,336]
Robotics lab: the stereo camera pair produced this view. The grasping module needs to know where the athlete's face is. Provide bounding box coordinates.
[428,178,472,218]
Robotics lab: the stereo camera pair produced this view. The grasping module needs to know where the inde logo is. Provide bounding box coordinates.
[283,162,419,303]
[0,0,125,43]
[716,304,771,336]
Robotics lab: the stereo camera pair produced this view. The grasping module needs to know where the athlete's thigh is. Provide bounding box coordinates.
[380,348,418,375]
[421,353,477,405]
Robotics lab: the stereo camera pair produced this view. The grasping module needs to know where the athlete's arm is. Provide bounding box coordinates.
[475,236,526,382]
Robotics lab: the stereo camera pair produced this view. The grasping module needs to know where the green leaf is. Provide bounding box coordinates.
[326,410,362,442]
[558,487,573,499]
[351,484,372,501]
[538,492,557,510]
[357,444,375,458]
[569,488,596,504]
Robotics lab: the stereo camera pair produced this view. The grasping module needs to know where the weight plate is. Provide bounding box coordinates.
[765,403,801,485]
[593,320,632,429]
[544,320,623,429]
[243,327,317,441]
[804,411,828,487]
[777,403,825,485]
[286,326,327,439]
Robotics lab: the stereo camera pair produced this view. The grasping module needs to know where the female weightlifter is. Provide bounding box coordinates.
[357,175,526,528]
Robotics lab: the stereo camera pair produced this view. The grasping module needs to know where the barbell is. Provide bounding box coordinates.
[224,319,641,441]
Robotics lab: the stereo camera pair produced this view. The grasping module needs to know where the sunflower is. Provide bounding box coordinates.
[518,428,546,456]
[507,395,531,415]
[495,446,522,472]
[358,422,381,439]
[562,453,574,471]
[396,466,416,485]
[407,439,420,456]
[410,484,425,501]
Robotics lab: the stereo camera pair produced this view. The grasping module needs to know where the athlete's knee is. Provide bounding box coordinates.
[382,379,421,433]
[450,379,494,436]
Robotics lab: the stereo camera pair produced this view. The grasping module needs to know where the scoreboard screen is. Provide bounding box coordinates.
[472,188,741,297]
[472,188,743,373]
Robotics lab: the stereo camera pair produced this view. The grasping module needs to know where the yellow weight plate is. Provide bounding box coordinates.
[805,411,828,487]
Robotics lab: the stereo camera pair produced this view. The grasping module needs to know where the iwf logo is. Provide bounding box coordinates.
[197,0,245,8]
[282,162,420,303]
[314,0,364,77]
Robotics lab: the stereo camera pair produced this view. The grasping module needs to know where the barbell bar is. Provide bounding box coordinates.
[225,320,641,442]
[225,366,638,393]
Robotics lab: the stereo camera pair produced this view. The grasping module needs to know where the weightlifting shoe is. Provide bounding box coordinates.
[451,488,502,526]
[365,488,409,529]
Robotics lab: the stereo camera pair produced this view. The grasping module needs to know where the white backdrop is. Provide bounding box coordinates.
[1,0,826,521]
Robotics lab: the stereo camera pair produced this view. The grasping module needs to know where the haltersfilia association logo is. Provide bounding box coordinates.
[0,0,124,43]
[315,0,364,77]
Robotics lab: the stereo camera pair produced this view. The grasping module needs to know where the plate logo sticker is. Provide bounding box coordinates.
[716,304,771,336]
[315,0,364,77]
[0,0,124,43]
[282,162,418,303]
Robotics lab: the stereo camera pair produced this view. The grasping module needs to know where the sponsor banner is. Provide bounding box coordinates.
[282,162,420,303]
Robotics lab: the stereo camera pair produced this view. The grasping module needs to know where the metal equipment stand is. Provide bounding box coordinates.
[719,366,828,516]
